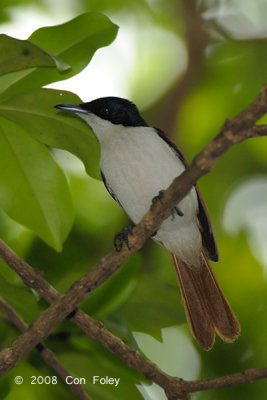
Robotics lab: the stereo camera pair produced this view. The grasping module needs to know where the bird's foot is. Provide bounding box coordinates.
[171,205,184,219]
[113,225,133,251]
[151,190,184,220]
[151,189,165,205]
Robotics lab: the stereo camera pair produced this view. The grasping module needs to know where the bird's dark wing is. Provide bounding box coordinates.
[155,128,219,262]
[155,128,186,164]
[195,186,219,261]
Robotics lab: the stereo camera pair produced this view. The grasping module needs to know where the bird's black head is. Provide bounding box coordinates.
[79,97,148,127]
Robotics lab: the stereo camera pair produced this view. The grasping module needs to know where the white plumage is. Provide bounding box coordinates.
[80,113,202,268]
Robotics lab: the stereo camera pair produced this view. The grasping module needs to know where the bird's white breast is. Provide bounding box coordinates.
[78,110,202,266]
[99,125,201,266]
[100,126,197,216]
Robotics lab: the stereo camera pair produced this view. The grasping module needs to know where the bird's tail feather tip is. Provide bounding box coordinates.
[172,253,240,350]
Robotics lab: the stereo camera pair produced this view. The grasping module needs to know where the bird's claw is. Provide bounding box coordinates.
[152,190,184,220]
[113,225,133,251]
[171,206,184,220]
[152,189,165,205]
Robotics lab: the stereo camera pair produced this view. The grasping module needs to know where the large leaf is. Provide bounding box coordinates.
[81,254,141,319]
[0,12,118,99]
[114,246,185,339]
[0,117,74,251]
[0,275,39,323]
[4,361,64,399]
[59,351,144,400]
[0,376,10,399]
[0,34,70,75]
[0,88,100,178]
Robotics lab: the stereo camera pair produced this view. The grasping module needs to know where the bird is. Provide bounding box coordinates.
[55,96,240,350]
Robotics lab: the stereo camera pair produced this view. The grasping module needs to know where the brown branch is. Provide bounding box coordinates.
[0,296,92,400]
[251,124,267,137]
[0,238,185,399]
[186,367,267,392]
[0,85,267,399]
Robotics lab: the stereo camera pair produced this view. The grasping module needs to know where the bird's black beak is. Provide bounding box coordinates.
[54,104,88,114]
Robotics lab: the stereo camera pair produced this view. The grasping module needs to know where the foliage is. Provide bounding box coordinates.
[0,1,267,400]
[0,12,117,250]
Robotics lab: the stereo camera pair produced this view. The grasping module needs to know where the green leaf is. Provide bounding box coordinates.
[0,376,10,399]
[114,246,185,339]
[5,361,65,399]
[0,34,70,76]
[59,351,144,400]
[0,12,118,99]
[0,275,39,323]
[81,254,141,318]
[0,88,100,178]
[0,117,74,251]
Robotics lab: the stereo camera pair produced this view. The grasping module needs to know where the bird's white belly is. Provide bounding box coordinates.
[100,127,201,266]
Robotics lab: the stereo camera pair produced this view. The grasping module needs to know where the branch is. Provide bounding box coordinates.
[0,238,185,398]
[250,124,267,137]
[186,367,267,392]
[0,296,92,400]
[0,85,267,399]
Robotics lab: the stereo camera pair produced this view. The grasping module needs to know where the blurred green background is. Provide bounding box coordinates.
[1,0,267,399]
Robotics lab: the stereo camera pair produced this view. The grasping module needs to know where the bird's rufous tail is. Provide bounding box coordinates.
[172,252,240,350]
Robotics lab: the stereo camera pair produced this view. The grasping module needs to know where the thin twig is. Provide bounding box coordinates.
[186,367,267,392]
[251,124,267,137]
[0,296,92,400]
